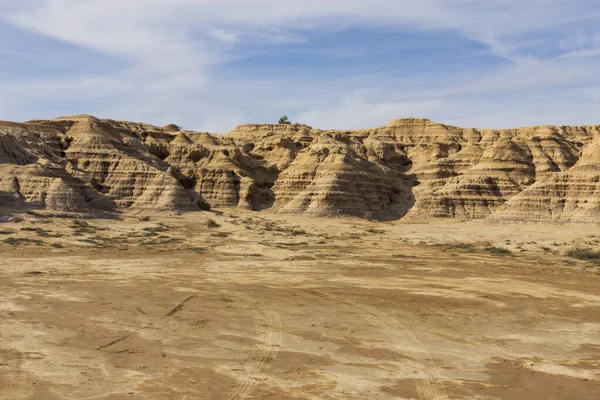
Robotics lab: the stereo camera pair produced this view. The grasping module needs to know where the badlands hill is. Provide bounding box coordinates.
[1,114,599,222]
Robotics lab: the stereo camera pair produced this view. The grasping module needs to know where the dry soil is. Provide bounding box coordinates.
[1,210,599,399]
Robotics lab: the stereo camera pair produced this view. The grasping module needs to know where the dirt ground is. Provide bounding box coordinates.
[1,210,599,400]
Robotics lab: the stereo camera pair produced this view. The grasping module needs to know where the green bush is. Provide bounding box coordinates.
[278,115,291,124]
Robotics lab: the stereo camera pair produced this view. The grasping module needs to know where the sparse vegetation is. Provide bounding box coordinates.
[37,229,62,238]
[70,220,107,235]
[565,247,600,261]
[78,236,115,249]
[3,206,600,400]
[139,225,170,237]
[20,227,62,237]
[276,242,308,247]
[3,237,20,245]
[484,246,512,256]
[3,237,45,246]
[211,232,230,238]
[434,243,476,251]
[278,115,291,124]
[140,237,184,246]
[289,228,307,236]
[141,231,159,237]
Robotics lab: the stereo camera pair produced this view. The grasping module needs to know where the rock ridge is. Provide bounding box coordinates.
[1,116,599,222]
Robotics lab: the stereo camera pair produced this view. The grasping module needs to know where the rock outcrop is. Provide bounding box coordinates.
[1,115,599,222]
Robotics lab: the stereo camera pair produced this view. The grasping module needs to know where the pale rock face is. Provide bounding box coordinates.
[494,137,600,222]
[1,115,600,222]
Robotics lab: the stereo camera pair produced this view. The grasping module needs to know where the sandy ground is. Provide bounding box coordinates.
[0,210,599,400]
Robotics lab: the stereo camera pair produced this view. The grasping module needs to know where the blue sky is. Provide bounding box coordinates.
[0,0,600,132]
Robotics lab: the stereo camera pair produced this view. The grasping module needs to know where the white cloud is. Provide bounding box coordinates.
[0,1,599,131]
[296,93,444,129]
[208,29,240,44]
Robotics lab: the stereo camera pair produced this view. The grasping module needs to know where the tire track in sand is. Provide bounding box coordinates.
[312,290,447,400]
[226,292,282,400]
[349,300,447,400]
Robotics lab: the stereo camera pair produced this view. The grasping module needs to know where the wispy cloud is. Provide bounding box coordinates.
[0,1,599,131]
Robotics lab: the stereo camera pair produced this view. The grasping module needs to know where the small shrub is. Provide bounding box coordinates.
[71,220,90,227]
[70,220,107,235]
[435,243,475,250]
[278,115,291,124]
[140,237,184,246]
[36,229,62,238]
[565,247,600,260]
[289,229,307,236]
[0,229,14,235]
[3,237,44,246]
[485,246,512,256]
[51,243,64,249]
[211,232,230,238]
[78,236,114,248]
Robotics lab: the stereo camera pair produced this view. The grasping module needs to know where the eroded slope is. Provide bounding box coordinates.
[1,115,599,221]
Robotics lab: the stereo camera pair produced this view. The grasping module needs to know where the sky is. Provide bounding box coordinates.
[0,1,600,132]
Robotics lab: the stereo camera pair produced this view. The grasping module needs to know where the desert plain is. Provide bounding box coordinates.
[1,210,599,400]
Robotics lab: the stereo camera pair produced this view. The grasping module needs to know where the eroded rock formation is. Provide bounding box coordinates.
[1,114,599,222]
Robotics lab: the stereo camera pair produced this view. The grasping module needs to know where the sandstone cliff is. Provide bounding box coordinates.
[1,115,599,222]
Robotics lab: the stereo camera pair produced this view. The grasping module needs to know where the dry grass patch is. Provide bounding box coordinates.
[565,247,600,261]
[484,246,512,256]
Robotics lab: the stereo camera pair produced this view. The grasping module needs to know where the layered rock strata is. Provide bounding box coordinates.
[1,115,599,222]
